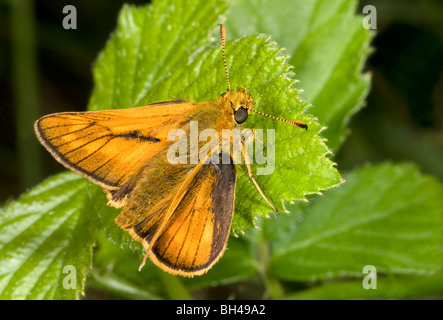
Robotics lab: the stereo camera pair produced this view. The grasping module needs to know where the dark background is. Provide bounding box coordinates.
[1,0,442,204]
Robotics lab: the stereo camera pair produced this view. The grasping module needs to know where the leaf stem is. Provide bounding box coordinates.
[157,268,193,300]
[10,0,43,188]
[257,232,284,299]
[88,269,162,300]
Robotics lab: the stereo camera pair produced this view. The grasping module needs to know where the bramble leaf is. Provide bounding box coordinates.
[226,0,372,152]
[88,0,342,235]
[0,172,96,299]
[270,163,443,282]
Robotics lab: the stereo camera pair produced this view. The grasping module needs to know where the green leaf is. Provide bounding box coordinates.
[88,0,341,236]
[285,273,443,300]
[2,0,348,297]
[182,237,259,290]
[270,163,443,281]
[88,269,163,300]
[0,172,96,299]
[91,232,258,298]
[90,232,166,299]
[88,0,230,109]
[225,0,372,152]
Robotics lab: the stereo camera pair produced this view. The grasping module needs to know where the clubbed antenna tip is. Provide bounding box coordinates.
[251,108,308,130]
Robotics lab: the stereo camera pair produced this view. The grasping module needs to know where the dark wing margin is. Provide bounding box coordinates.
[206,161,237,266]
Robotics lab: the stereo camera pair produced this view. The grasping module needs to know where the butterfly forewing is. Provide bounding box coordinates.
[34,102,196,190]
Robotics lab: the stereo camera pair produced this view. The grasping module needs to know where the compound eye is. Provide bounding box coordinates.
[234,107,248,124]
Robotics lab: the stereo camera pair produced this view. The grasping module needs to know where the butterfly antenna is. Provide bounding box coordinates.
[219,24,306,130]
[250,108,308,130]
[219,24,231,92]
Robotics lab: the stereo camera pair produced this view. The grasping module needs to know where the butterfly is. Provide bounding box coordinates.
[34,25,307,277]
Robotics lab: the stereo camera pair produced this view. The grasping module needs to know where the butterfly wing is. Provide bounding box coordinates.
[37,99,237,276]
[35,101,195,193]
[150,160,236,276]
[116,151,236,276]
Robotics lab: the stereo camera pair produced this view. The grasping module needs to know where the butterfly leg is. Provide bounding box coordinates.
[138,249,150,271]
[251,128,266,146]
[212,163,222,175]
[241,128,266,146]
[241,141,280,214]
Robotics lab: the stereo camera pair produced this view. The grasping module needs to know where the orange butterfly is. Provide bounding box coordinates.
[34,25,307,277]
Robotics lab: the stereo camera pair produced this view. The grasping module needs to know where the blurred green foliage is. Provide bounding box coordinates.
[0,0,442,300]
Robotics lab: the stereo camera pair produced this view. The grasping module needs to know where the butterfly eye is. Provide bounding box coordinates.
[234,107,248,124]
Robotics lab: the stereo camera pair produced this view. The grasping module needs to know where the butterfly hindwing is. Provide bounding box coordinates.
[117,153,236,276]
[151,159,235,275]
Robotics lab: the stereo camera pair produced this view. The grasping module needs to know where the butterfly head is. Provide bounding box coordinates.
[219,89,253,124]
[218,24,308,130]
